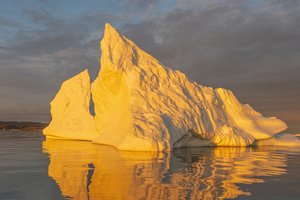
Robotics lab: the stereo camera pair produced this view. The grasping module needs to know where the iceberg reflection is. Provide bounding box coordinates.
[42,139,295,200]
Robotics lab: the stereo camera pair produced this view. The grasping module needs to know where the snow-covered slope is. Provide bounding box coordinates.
[44,70,98,140]
[90,23,287,151]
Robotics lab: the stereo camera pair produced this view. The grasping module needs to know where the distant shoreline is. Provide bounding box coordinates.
[0,121,48,131]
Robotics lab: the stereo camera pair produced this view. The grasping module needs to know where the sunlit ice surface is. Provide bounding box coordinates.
[1,130,300,200]
[44,23,289,151]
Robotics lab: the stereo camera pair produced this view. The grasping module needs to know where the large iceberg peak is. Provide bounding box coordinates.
[102,23,122,42]
[100,23,164,76]
[90,23,287,151]
[100,23,135,72]
[44,23,290,151]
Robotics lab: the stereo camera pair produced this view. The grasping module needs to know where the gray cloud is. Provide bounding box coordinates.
[0,9,115,121]
[0,17,20,27]
[122,0,300,132]
[0,0,299,132]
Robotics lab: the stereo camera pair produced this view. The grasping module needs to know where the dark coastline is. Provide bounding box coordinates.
[0,121,48,131]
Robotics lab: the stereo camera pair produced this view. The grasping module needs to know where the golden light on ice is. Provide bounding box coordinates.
[42,23,298,151]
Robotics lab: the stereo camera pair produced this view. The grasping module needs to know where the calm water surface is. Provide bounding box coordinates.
[0,130,300,200]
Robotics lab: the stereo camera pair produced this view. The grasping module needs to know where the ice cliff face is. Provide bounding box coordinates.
[43,70,98,140]
[44,23,288,151]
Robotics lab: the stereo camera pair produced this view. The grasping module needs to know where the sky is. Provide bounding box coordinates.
[0,0,299,132]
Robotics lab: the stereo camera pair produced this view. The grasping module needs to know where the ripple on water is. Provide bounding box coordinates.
[1,131,300,200]
[42,139,300,200]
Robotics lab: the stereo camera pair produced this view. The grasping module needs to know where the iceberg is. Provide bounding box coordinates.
[254,133,300,146]
[43,70,98,140]
[44,23,289,151]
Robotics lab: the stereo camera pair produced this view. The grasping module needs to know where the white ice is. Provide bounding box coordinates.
[44,23,293,151]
